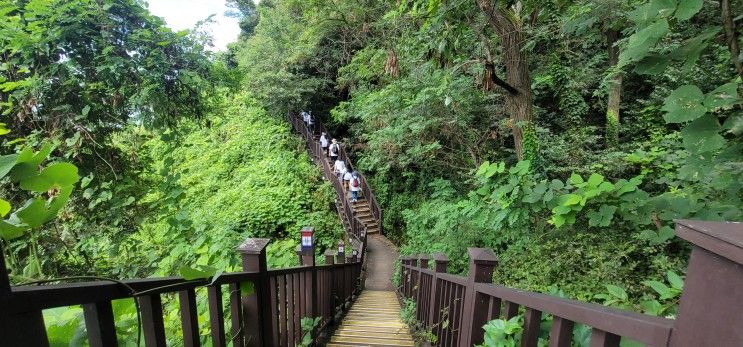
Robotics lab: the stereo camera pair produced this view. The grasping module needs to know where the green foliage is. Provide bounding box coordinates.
[478,316,523,347]
[298,316,321,347]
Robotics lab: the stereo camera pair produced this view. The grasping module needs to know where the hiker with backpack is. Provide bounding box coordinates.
[301,111,309,124]
[333,159,347,180]
[349,171,362,203]
[329,139,339,162]
[320,132,329,155]
[307,111,315,134]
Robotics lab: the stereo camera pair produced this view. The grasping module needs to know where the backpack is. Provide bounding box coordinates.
[352,177,360,188]
[331,143,339,154]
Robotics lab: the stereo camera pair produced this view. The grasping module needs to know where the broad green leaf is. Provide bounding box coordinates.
[619,19,669,66]
[568,173,584,185]
[606,284,628,301]
[14,198,48,228]
[178,265,218,280]
[0,122,9,136]
[671,28,720,71]
[0,219,26,240]
[557,194,582,206]
[704,82,740,110]
[20,163,79,192]
[0,154,18,180]
[674,0,703,20]
[662,85,706,123]
[587,173,604,187]
[643,280,671,299]
[681,115,726,153]
[0,199,10,217]
[666,271,684,290]
[634,55,670,74]
[640,300,663,316]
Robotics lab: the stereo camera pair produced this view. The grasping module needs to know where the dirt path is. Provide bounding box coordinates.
[364,234,398,291]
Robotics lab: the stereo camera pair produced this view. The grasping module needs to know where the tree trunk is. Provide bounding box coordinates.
[605,29,623,146]
[476,0,537,162]
[721,0,743,81]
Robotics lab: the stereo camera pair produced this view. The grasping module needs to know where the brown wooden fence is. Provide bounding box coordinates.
[0,237,361,347]
[400,220,743,347]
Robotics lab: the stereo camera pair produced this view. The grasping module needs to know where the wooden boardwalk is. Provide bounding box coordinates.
[327,291,415,346]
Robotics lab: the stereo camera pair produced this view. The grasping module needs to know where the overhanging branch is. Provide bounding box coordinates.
[486,61,519,95]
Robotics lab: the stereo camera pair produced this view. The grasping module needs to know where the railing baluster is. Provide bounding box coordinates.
[83,301,118,347]
[488,296,501,321]
[286,274,295,347]
[590,329,620,347]
[139,294,167,347]
[278,275,287,347]
[504,300,519,319]
[229,283,244,347]
[208,285,226,347]
[549,316,575,347]
[178,289,200,347]
[521,308,542,347]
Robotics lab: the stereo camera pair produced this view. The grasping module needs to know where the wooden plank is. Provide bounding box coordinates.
[286,274,295,347]
[139,294,167,347]
[178,289,200,347]
[278,275,287,347]
[269,276,279,345]
[521,308,542,347]
[549,316,575,347]
[294,272,301,343]
[83,301,118,347]
[229,283,244,347]
[208,285,226,347]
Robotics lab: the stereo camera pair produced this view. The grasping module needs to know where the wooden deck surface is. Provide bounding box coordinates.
[326,291,415,346]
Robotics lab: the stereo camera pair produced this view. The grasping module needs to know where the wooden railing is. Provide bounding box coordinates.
[400,219,743,346]
[0,237,361,346]
[287,112,383,237]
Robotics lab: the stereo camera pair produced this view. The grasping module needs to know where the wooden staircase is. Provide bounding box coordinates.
[324,157,381,236]
[326,291,414,346]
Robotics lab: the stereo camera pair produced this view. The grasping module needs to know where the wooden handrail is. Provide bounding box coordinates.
[399,220,743,346]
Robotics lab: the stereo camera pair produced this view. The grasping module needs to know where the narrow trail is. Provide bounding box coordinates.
[288,113,413,346]
[364,234,398,291]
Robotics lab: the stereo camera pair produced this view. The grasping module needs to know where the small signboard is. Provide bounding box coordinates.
[301,226,314,252]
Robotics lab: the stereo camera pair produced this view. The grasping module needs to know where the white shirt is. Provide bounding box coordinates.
[334,160,347,174]
[343,171,353,181]
[320,135,328,148]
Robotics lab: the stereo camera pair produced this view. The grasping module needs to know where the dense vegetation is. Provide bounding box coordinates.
[233,0,741,312]
[0,0,741,344]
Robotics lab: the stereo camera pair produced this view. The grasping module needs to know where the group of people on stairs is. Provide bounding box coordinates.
[301,111,363,203]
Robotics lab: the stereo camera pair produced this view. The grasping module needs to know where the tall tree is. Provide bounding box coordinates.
[475,0,537,162]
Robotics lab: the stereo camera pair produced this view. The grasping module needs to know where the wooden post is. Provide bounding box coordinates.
[427,253,448,328]
[324,250,336,265]
[459,248,498,347]
[669,220,743,346]
[238,238,271,347]
[0,241,50,347]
